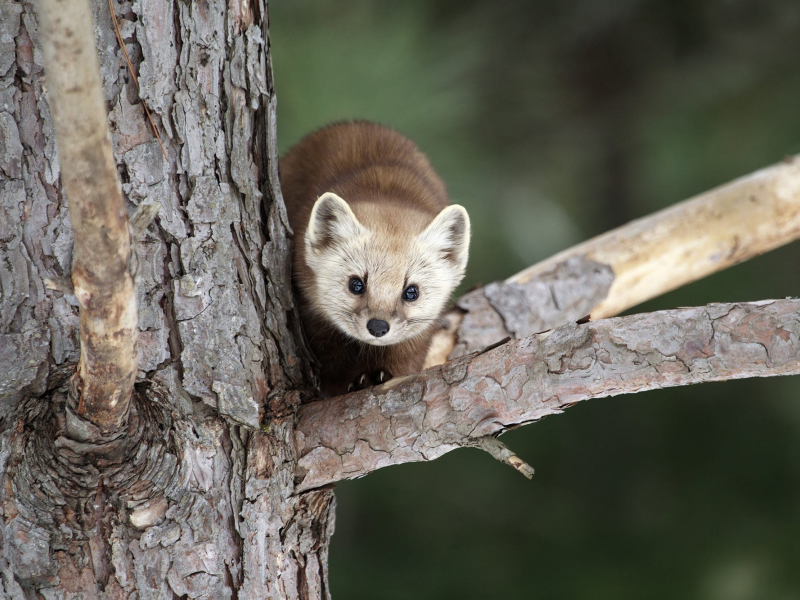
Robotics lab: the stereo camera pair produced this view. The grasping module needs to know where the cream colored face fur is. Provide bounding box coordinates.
[304,192,470,346]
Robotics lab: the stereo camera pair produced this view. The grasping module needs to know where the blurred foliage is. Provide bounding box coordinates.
[270,0,800,597]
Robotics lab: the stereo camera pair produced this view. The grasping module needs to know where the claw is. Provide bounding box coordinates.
[347,382,354,392]
[358,374,367,386]
[377,371,386,383]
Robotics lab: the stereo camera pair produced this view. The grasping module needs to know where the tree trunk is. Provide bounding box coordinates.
[0,0,333,596]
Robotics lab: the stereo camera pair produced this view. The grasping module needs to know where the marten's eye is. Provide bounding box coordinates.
[349,277,365,295]
[402,285,419,302]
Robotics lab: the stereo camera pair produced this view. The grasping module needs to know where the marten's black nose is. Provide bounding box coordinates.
[367,319,390,338]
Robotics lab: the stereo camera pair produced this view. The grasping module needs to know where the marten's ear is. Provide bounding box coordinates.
[419,204,471,273]
[306,192,365,253]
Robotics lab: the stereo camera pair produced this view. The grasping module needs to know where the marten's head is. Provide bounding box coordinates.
[303,192,470,346]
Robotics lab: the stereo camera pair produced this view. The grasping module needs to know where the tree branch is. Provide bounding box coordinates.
[471,436,535,479]
[295,299,800,491]
[427,155,800,365]
[39,0,137,433]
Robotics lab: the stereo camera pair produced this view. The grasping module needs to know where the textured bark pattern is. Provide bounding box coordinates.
[0,0,331,597]
[1,0,71,420]
[2,387,239,598]
[448,256,614,359]
[295,299,800,491]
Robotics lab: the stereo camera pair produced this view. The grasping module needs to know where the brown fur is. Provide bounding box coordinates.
[280,121,451,396]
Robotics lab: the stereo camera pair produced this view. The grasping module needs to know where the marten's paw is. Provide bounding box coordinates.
[373,369,393,385]
[347,369,393,392]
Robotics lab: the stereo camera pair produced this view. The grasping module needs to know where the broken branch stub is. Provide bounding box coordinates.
[39,0,137,433]
[296,299,800,491]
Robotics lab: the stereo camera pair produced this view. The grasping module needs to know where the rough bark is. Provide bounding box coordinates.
[39,0,138,433]
[0,0,331,596]
[426,155,800,366]
[296,298,800,492]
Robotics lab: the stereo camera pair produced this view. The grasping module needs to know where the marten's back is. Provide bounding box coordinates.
[279,121,450,243]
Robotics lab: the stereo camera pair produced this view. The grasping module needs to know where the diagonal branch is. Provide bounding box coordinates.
[295,298,800,492]
[427,155,800,365]
[39,0,137,433]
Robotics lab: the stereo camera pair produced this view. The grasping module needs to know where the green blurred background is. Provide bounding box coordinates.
[270,1,800,597]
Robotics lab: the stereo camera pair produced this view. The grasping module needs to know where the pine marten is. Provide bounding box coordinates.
[280,121,470,397]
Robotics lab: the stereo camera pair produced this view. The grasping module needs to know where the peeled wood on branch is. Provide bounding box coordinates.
[428,155,800,365]
[295,299,800,491]
[39,0,137,433]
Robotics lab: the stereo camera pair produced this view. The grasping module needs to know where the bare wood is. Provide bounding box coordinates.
[427,155,800,366]
[512,155,800,316]
[39,0,137,431]
[296,298,800,491]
